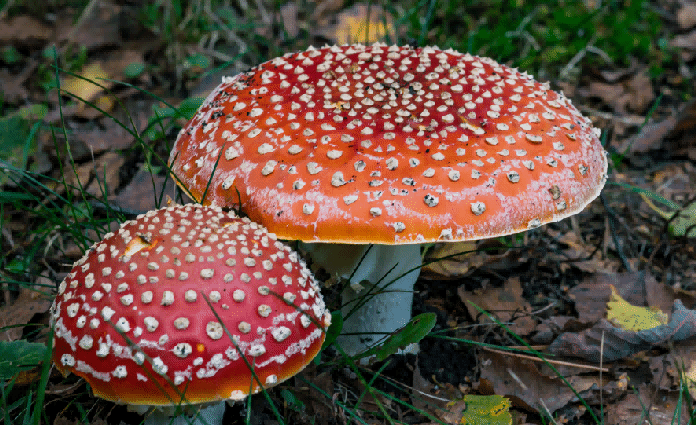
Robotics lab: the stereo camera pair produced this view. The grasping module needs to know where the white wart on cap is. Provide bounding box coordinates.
[50,204,330,405]
[169,44,607,244]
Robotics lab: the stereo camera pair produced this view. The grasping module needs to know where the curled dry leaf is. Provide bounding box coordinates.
[0,285,52,341]
[460,277,531,325]
[549,299,696,362]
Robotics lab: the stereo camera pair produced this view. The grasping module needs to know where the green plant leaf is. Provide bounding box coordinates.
[177,96,205,120]
[358,312,436,362]
[280,389,305,413]
[0,340,48,380]
[123,62,146,79]
[0,116,38,185]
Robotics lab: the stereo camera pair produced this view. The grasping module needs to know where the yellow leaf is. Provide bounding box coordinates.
[458,394,512,425]
[606,285,668,331]
[62,63,112,104]
[332,4,394,45]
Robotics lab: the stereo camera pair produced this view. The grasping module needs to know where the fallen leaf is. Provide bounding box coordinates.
[438,399,468,424]
[677,3,696,30]
[670,29,696,61]
[650,342,696,392]
[479,350,596,413]
[458,394,512,425]
[65,0,122,50]
[606,383,690,425]
[61,62,115,117]
[0,285,53,342]
[61,119,137,159]
[421,241,478,278]
[618,116,676,154]
[108,168,177,214]
[569,272,675,325]
[0,15,52,46]
[549,299,696,362]
[323,4,394,45]
[279,3,301,38]
[460,277,531,324]
[86,151,126,197]
[607,285,669,331]
[0,69,30,104]
[582,71,654,115]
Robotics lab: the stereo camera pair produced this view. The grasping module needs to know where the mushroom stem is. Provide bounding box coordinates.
[142,402,226,425]
[301,243,421,356]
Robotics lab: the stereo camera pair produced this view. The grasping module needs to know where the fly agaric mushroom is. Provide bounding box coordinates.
[168,44,608,355]
[50,204,330,424]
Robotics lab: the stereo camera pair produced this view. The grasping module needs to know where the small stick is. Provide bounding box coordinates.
[481,346,610,373]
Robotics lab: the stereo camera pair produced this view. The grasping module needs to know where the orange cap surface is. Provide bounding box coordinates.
[51,204,330,406]
[169,44,607,244]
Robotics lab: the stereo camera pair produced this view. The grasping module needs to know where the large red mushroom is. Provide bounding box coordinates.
[51,204,330,424]
[168,43,608,355]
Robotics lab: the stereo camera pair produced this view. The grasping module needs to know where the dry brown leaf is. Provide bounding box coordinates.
[312,0,346,22]
[547,228,619,273]
[60,49,144,119]
[293,370,335,422]
[86,152,126,197]
[0,15,52,46]
[606,383,690,425]
[103,48,146,80]
[108,169,177,214]
[549,298,696,362]
[63,120,137,158]
[670,99,696,157]
[671,29,696,61]
[649,342,696,391]
[583,71,654,115]
[437,399,468,424]
[0,285,52,341]
[54,160,93,196]
[479,350,596,413]
[411,361,450,413]
[460,277,531,324]
[619,116,677,153]
[0,69,30,104]
[279,3,301,38]
[421,241,478,278]
[65,0,122,50]
[678,3,696,30]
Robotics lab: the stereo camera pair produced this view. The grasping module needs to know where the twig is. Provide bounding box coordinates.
[481,346,610,373]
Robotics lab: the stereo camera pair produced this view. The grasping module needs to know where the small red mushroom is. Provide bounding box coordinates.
[168,44,608,355]
[50,204,330,423]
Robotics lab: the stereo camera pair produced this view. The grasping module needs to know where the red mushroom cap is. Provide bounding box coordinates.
[169,44,607,244]
[51,204,330,406]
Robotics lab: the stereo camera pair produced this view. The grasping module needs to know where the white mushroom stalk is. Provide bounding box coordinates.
[301,243,421,356]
